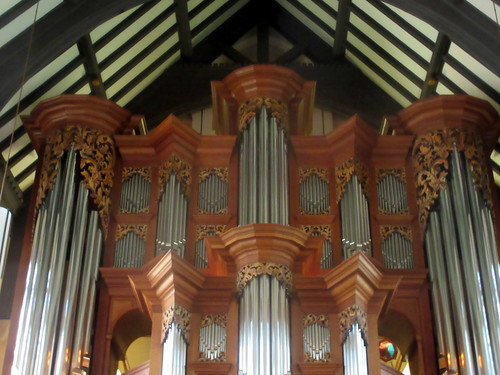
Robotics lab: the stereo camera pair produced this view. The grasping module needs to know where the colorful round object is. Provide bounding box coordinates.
[379,339,398,362]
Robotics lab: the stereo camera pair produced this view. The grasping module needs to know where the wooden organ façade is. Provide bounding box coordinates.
[4,65,500,375]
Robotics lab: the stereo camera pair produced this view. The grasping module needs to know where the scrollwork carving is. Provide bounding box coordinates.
[335,159,368,202]
[301,225,331,240]
[199,167,228,183]
[239,97,288,131]
[380,225,412,242]
[339,305,367,343]
[196,225,227,240]
[37,126,115,234]
[376,168,406,183]
[116,224,147,241]
[304,314,329,328]
[162,304,191,343]
[200,314,227,328]
[299,168,329,183]
[159,155,192,196]
[413,128,492,229]
[121,167,151,183]
[304,352,331,363]
[236,262,293,295]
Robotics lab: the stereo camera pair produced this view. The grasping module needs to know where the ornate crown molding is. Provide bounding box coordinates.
[238,96,288,131]
[158,155,192,196]
[37,125,115,234]
[380,225,412,242]
[339,304,367,343]
[412,128,492,229]
[335,159,368,203]
[162,304,191,343]
[236,262,293,295]
[116,224,147,241]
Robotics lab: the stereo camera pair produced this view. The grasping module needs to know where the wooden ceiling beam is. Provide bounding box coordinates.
[174,0,193,59]
[333,0,352,57]
[77,34,107,99]
[381,0,500,76]
[219,44,253,64]
[0,0,38,29]
[421,32,450,99]
[273,43,306,64]
[257,13,270,63]
[0,0,156,112]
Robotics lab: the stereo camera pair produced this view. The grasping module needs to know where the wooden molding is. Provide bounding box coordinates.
[211,65,316,135]
[22,95,141,153]
[191,362,232,374]
[297,362,342,374]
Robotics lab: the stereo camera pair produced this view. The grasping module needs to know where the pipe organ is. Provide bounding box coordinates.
[3,66,500,375]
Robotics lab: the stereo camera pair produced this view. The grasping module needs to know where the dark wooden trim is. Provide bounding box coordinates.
[333,0,352,57]
[439,75,466,95]
[0,0,156,111]
[346,41,418,103]
[0,0,39,29]
[348,22,423,88]
[14,159,37,183]
[219,44,253,64]
[350,3,428,70]
[174,0,193,58]
[187,0,216,20]
[380,0,500,76]
[310,0,338,18]
[7,143,33,169]
[191,0,241,38]
[0,128,26,153]
[77,34,107,98]
[274,44,306,64]
[421,32,450,99]
[285,0,335,37]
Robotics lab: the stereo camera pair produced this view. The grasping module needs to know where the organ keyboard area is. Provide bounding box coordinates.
[6,65,499,375]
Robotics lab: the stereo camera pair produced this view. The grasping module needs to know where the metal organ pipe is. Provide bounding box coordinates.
[162,322,187,375]
[342,323,368,375]
[156,173,188,257]
[238,107,288,225]
[341,175,371,259]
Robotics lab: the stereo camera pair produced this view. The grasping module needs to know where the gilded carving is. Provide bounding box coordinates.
[376,168,405,184]
[162,304,191,343]
[236,262,293,295]
[199,167,228,183]
[301,225,331,240]
[304,352,331,363]
[200,314,227,328]
[199,352,226,362]
[339,305,367,343]
[335,159,368,202]
[303,314,329,328]
[413,128,492,229]
[121,167,152,183]
[239,97,288,131]
[37,125,115,234]
[380,225,412,242]
[116,224,147,241]
[159,155,192,196]
[299,168,329,183]
[196,225,227,241]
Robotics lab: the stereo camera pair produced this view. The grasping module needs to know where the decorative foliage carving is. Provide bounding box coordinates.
[116,224,147,241]
[200,314,227,328]
[236,262,293,295]
[304,314,329,328]
[335,159,368,202]
[304,352,331,363]
[162,304,191,343]
[339,305,367,343]
[238,97,288,130]
[199,167,228,183]
[159,155,192,196]
[380,225,412,242]
[301,225,331,240]
[413,128,492,229]
[121,167,151,182]
[376,168,405,183]
[37,125,115,234]
[299,168,329,183]
[199,352,227,362]
[196,225,227,240]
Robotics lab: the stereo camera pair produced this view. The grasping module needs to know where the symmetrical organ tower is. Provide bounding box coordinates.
[3,65,500,375]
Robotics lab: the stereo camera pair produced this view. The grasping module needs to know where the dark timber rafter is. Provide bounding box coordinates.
[0,0,156,111]
[77,34,107,99]
[174,0,193,59]
[380,0,500,76]
[333,0,352,57]
[421,32,451,99]
[257,3,270,63]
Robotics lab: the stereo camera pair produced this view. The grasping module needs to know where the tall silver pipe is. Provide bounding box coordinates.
[162,322,187,375]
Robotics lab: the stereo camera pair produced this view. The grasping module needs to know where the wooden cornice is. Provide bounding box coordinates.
[211,65,316,135]
[22,94,142,153]
[115,114,201,164]
[297,362,342,374]
[395,95,500,149]
[325,114,378,165]
[191,362,232,374]
[129,251,205,316]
